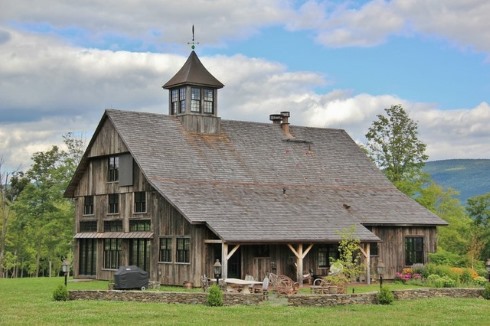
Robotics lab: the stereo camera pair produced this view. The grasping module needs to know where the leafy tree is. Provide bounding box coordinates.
[365,105,429,193]
[466,193,490,261]
[9,133,84,277]
[331,226,364,281]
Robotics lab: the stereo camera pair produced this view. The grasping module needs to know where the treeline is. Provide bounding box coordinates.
[0,133,83,277]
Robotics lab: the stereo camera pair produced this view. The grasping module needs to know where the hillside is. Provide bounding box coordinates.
[423,159,490,204]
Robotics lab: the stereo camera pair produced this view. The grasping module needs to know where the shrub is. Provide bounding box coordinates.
[441,276,456,288]
[52,285,68,301]
[473,276,487,287]
[460,269,473,284]
[377,287,394,305]
[207,284,223,307]
[483,283,490,300]
[411,263,425,276]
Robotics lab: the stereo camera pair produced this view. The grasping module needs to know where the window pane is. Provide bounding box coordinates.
[134,192,146,213]
[191,88,200,100]
[108,156,119,181]
[159,238,172,262]
[203,89,213,101]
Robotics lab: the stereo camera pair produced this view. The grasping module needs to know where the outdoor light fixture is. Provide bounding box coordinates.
[62,259,69,286]
[213,259,222,284]
[377,260,385,290]
[486,258,490,282]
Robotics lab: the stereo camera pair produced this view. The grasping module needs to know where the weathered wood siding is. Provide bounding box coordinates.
[370,226,437,279]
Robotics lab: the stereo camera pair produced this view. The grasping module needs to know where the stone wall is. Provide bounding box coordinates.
[289,288,484,307]
[69,290,264,306]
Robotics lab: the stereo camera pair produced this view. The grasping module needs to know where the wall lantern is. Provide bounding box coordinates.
[62,259,69,286]
[377,260,385,290]
[486,258,490,282]
[213,259,222,284]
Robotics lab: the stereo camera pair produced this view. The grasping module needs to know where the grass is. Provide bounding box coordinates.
[1,277,489,325]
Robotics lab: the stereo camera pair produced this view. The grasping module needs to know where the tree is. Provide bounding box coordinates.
[365,105,429,193]
[466,193,490,261]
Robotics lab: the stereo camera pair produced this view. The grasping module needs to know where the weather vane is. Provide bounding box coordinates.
[187,24,199,50]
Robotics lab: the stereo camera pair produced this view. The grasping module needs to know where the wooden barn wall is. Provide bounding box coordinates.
[88,118,128,158]
[370,226,437,279]
[155,196,212,286]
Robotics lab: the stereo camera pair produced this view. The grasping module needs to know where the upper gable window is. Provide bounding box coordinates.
[203,89,214,114]
[134,191,146,213]
[108,194,119,214]
[83,196,94,215]
[108,156,119,182]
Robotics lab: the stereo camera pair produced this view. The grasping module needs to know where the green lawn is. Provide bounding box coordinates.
[0,277,489,325]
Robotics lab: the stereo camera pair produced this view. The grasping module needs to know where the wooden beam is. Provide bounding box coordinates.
[287,244,300,259]
[302,244,313,258]
[287,243,313,286]
[226,244,240,260]
[204,239,223,244]
[221,243,228,280]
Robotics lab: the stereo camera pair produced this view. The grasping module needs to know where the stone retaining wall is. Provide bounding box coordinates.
[69,290,264,306]
[288,287,484,307]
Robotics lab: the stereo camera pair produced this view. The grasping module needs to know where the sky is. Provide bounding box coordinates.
[1,0,490,172]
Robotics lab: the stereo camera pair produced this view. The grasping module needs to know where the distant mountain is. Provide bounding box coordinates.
[423,159,490,204]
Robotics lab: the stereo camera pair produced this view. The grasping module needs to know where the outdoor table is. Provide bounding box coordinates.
[224,278,262,294]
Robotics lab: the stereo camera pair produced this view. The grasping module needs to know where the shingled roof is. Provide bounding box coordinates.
[66,109,447,243]
[162,51,224,89]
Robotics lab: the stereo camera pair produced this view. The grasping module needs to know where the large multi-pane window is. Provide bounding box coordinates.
[104,220,123,232]
[176,238,190,263]
[129,239,150,271]
[405,237,424,265]
[191,88,201,112]
[179,87,186,113]
[79,239,96,275]
[129,220,151,231]
[203,89,214,114]
[80,221,97,232]
[108,156,119,182]
[159,238,172,262]
[134,192,146,213]
[103,239,121,269]
[108,194,119,214]
[83,196,94,215]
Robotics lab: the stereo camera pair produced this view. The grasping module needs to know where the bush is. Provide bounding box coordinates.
[483,283,490,300]
[52,285,68,301]
[441,276,456,288]
[377,287,394,305]
[473,276,487,287]
[207,284,223,307]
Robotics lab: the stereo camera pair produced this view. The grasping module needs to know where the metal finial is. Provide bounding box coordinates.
[187,24,199,50]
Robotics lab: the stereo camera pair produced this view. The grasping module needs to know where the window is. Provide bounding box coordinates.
[80,221,97,232]
[108,156,119,182]
[191,87,201,112]
[134,192,146,213]
[370,243,379,256]
[108,194,119,214]
[129,239,150,271]
[83,196,94,215]
[405,237,424,265]
[318,245,339,268]
[159,238,172,262]
[79,239,96,276]
[129,220,151,231]
[203,89,214,114]
[103,239,121,269]
[176,238,190,263]
[171,89,179,115]
[104,220,122,232]
[179,87,186,113]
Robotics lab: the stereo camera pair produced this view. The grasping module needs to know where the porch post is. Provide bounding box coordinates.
[365,243,371,285]
[221,243,228,280]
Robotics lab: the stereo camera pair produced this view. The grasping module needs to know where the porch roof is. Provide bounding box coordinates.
[74,232,154,239]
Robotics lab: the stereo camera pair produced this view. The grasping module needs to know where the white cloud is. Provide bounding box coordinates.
[0,28,489,172]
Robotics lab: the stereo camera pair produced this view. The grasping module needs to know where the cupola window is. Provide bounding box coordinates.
[191,87,201,112]
[203,89,214,114]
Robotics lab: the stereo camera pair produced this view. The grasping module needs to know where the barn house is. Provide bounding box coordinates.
[64,50,447,286]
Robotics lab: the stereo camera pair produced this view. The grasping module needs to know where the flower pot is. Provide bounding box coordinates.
[183,281,193,289]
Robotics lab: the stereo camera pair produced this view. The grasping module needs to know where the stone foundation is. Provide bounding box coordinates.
[69,290,264,306]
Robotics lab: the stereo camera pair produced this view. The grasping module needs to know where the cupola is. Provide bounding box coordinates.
[163,50,224,134]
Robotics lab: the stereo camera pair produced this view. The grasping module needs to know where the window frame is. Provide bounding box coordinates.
[108,156,119,182]
[190,87,201,112]
[133,191,147,213]
[159,237,172,263]
[129,219,151,232]
[83,195,94,215]
[79,220,97,232]
[108,194,119,214]
[405,236,424,266]
[104,220,123,232]
[202,88,214,114]
[103,238,121,270]
[176,237,190,264]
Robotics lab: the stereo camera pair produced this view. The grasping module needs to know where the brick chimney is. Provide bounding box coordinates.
[269,111,293,138]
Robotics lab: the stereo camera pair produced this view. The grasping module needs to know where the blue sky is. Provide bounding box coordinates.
[1,0,490,171]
